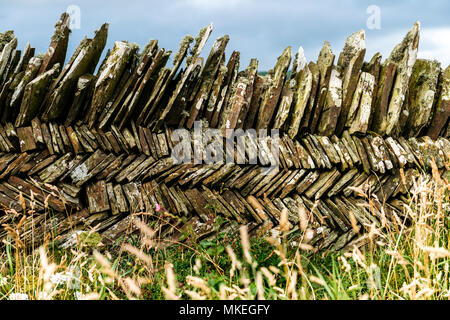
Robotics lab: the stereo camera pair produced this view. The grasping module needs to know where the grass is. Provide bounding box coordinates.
[0,162,449,300]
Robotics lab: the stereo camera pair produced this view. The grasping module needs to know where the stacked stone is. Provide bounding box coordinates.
[0,14,448,251]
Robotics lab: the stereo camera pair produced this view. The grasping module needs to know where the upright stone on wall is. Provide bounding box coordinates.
[385,22,420,136]
[256,46,291,130]
[346,71,375,134]
[403,59,441,137]
[86,41,139,128]
[286,47,313,139]
[335,30,366,136]
[317,67,343,136]
[427,65,450,139]
[310,41,335,133]
[15,63,60,127]
[41,23,108,121]
[38,12,71,75]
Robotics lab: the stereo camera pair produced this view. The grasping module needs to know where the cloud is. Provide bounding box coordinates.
[418,27,450,66]
[365,25,450,68]
[1,1,449,70]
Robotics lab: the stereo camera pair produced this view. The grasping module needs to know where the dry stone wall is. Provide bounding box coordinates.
[0,13,449,251]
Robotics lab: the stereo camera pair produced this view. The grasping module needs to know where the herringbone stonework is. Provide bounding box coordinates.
[0,14,448,250]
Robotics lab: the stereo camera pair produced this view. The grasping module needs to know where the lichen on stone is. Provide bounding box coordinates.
[337,30,365,73]
[79,231,102,247]
[173,35,194,66]
[388,21,420,64]
[186,26,208,65]
[190,26,207,56]
[0,30,14,51]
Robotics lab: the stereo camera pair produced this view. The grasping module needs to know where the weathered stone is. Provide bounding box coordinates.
[38,153,72,183]
[0,30,15,52]
[279,169,306,198]
[310,41,335,133]
[256,46,291,129]
[218,74,249,135]
[0,35,17,80]
[427,65,450,139]
[335,30,366,135]
[65,74,97,126]
[371,136,393,171]
[385,137,407,168]
[86,41,138,128]
[38,12,70,75]
[116,48,171,129]
[204,63,227,123]
[385,22,420,136]
[332,135,353,169]
[403,59,441,137]
[15,63,60,127]
[57,127,75,152]
[300,62,320,132]
[236,59,259,129]
[0,44,20,87]
[9,57,43,110]
[186,35,229,128]
[346,72,375,134]
[87,180,110,214]
[286,47,313,138]
[97,39,156,129]
[317,136,340,164]
[138,67,170,126]
[42,23,108,121]
[371,62,397,135]
[342,131,360,164]
[16,127,36,152]
[362,52,382,128]
[31,117,44,145]
[207,51,238,128]
[14,43,34,76]
[146,35,193,123]
[154,25,213,130]
[327,168,359,197]
[308,134,332,168]
[273,59,296,130]
[317,67,343,136]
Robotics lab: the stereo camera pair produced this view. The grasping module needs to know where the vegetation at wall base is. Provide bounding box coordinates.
[0,167,449,300]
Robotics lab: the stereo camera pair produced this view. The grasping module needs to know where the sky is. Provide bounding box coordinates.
[1,0,449,71]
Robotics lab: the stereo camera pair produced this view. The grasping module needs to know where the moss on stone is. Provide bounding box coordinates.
[173,35,194,65]
[0,30,14,51]
[389,22,420,64]
[79,231,102,247]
